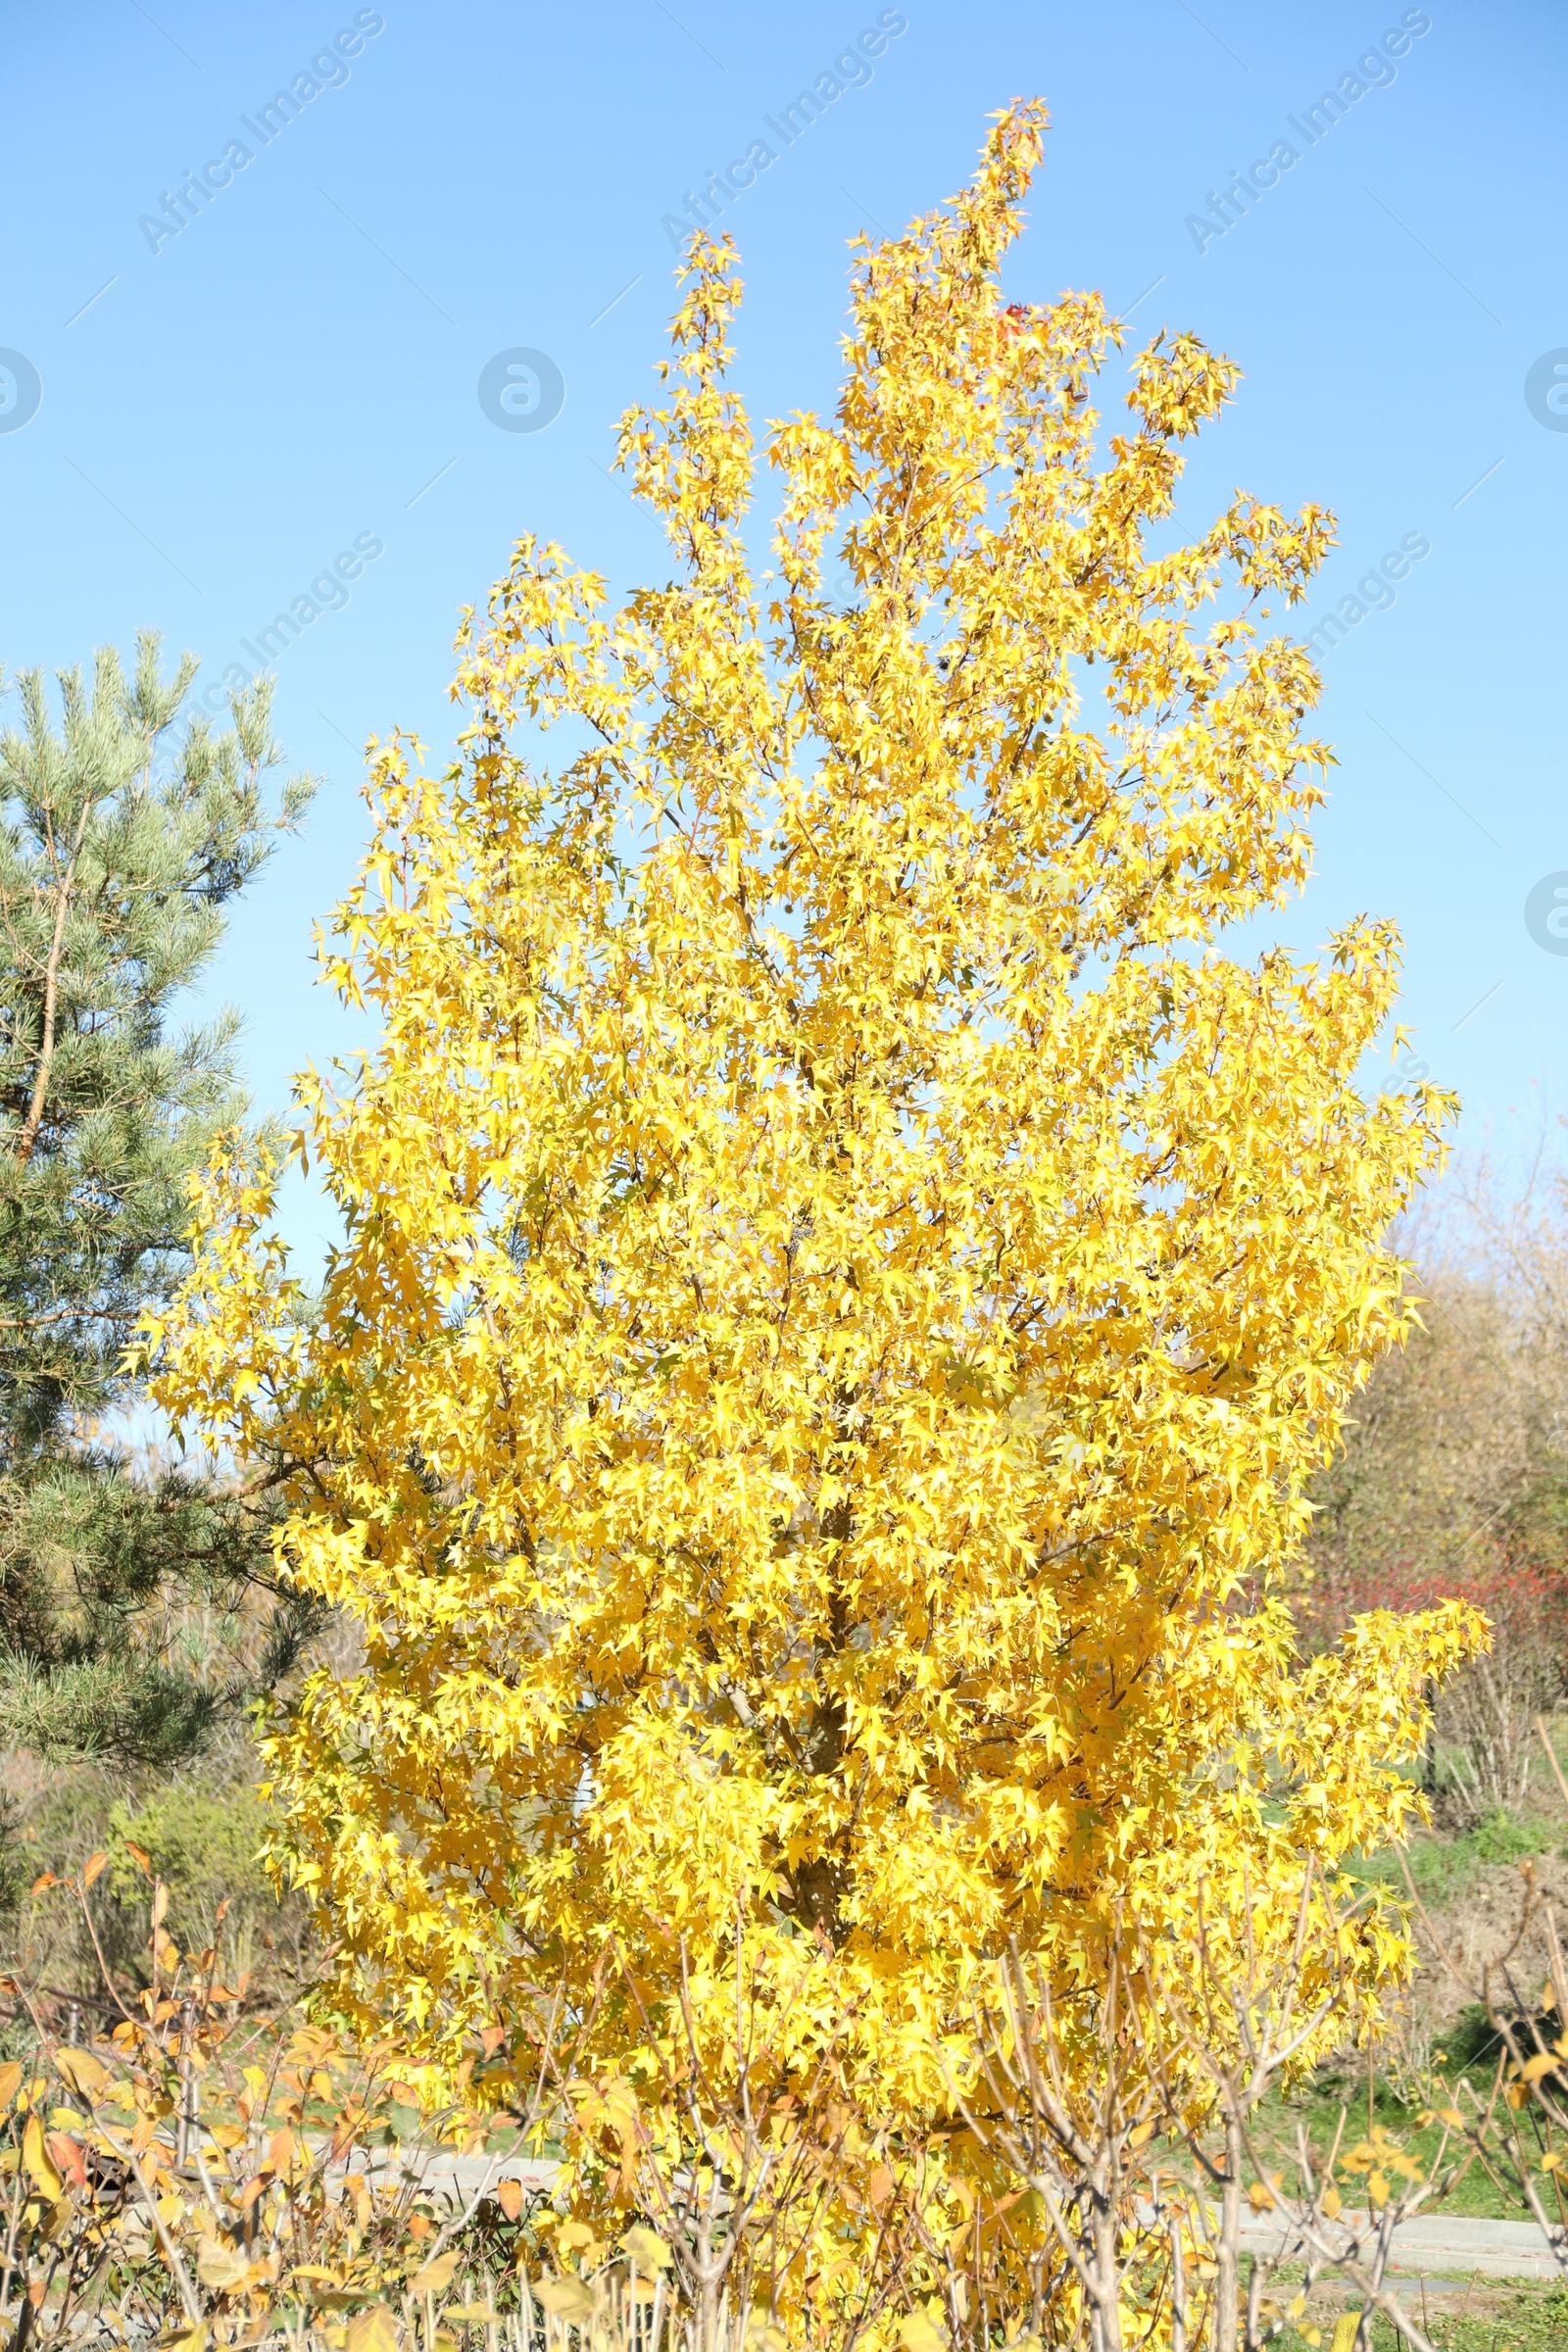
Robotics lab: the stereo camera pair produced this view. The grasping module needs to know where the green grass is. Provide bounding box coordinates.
[1164,1992,1564,2224]
[1344,1806,1556,1909]
[1286,2278,1568,2347]
[1245,2040,1538,2222]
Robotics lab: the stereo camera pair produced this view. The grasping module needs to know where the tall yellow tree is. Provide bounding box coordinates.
[153,99,1478,2268]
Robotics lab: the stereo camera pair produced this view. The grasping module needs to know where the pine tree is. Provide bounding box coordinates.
[0,633,316,1762]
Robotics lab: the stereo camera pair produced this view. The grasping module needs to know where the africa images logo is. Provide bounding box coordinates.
[1299,528,1431,661]
[660,11,908,249]
[1185,9,1431,255]
[1525,351,1568,432]
[0,351,41,433]
[477,350,565,434]
[1526,875,1568,956]
[137,11,385,254]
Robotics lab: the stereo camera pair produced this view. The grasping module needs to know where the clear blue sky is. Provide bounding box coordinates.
[1,0,1562,1260]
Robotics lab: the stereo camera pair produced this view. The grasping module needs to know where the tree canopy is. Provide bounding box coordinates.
[153,103,1481,2270]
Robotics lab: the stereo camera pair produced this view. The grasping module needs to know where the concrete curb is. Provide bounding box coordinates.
[358,2157,1568,2284]
[1237,2210,1564,2282]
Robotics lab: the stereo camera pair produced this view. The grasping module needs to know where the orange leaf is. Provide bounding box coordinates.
[47,2132,87,2191]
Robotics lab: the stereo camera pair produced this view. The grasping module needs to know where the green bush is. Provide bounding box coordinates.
[1469,1805,1549,1864]
[1347,1806,1550,1906]
[108,1780,280,1966]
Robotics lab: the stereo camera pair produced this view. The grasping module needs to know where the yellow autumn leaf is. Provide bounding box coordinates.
[531,2276,595,2321]
[195,2242,252,2292]
[54,2048,108,2102]
[22,2114,63,2200]
[409,2251,462,2297]
[344,2311,399,2352]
